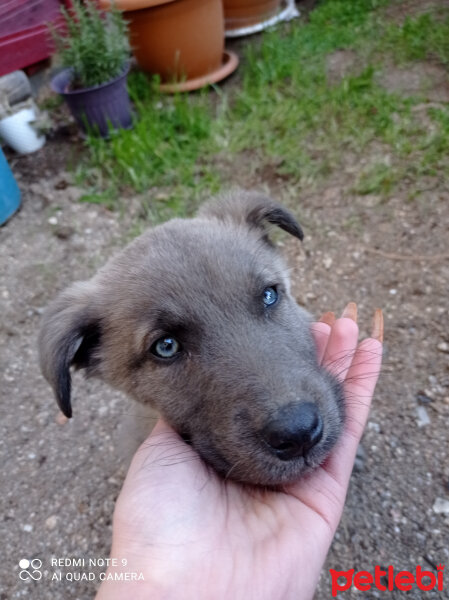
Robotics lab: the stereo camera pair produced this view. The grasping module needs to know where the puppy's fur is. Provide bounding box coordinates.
[39,192,344,486]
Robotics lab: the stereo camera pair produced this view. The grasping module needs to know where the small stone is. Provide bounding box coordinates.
[416,393,433,405]
[323,256,333,270]
[416,406,430,427]
[23,524,33,532]
[423,388,435,400]
[98,406,108,417]
[437,342,449,354]
[368,421,381,433]
[54,179,68,190]
[353,444,366,472]
[433,497,449,515]
[53,225,75,240]
[45,515,58,530]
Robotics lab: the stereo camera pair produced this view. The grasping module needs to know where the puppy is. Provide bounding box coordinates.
[39,191,344,486]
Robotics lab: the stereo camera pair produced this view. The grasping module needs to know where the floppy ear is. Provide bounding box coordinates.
[38,281,102,418]
[198,191,304,241]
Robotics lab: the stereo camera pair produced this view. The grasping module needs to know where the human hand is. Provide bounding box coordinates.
[96,304,383,600]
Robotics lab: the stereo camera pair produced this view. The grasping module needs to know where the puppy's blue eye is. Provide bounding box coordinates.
[151,337,181,359]
[263,286,278,306]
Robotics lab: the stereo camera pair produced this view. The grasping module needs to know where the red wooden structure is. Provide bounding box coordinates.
[0,0,70,77]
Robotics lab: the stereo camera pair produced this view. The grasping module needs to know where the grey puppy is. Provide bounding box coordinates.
[39,191,344,486]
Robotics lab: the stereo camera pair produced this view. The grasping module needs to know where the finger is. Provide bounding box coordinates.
[321,317,359,382]
[341,301,357,321]
[310,322,331,364]
[371,308,384,342]
[319,311,336,327]
[343,337,383,440]
[321,336,382,487]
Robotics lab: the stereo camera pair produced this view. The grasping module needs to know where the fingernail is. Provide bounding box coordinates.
[319,311,336,326]
[371,308,384,342]
[342,302,358,322]
[56,411,69,426]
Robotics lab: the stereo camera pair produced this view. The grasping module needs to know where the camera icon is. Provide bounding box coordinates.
[19,558,42,581]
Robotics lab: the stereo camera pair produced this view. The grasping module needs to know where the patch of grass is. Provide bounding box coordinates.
[78,0,449,217]
[79,189,118,211]
[79,72,221,215]
[354,162,401,195]
[383,13,449,65]
[416,107,449,177]
[39,95,64,111]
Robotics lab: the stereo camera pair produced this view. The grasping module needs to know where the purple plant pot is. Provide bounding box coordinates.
[51,64,133,137]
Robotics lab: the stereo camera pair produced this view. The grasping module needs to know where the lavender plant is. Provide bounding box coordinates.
[51,1,130,89]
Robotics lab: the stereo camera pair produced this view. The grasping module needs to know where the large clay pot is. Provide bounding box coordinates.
[224,0,281,30]
[100,0,228,85]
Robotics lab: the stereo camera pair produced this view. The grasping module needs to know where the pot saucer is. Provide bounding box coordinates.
[158,50,239,93]
[225,0,299,38]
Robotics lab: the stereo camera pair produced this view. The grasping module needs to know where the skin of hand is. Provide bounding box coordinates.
[96,305,383,600]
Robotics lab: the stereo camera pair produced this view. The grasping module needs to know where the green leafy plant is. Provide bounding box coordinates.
[51,0,130,89]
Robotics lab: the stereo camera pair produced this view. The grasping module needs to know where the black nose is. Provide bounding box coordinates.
[261,402,324,461]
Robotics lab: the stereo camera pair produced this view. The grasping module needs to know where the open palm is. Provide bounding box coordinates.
[97,306,383,600]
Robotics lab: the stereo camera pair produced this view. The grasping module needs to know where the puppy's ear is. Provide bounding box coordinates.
[38,281,101,418]
[198,191,304,241]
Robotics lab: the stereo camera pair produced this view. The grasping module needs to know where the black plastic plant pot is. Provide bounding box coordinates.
[51,64,133,137]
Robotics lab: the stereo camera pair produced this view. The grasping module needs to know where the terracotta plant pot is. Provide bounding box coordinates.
[224,0,282,30]
[100,0,238,90]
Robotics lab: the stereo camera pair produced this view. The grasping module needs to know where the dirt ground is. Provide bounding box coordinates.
[2,5,449,600]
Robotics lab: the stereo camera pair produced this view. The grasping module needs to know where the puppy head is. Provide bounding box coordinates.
[39,191,344,486]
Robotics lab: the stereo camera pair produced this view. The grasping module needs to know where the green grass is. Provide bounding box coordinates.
[78,73,221,212]
[383,13,449,65]
[77,0,449,216]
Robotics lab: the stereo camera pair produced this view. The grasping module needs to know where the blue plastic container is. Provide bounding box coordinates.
[0,147,21,225]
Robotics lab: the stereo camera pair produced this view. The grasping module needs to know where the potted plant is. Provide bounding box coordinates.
[99,0,239,93]
[50,0,132,137]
